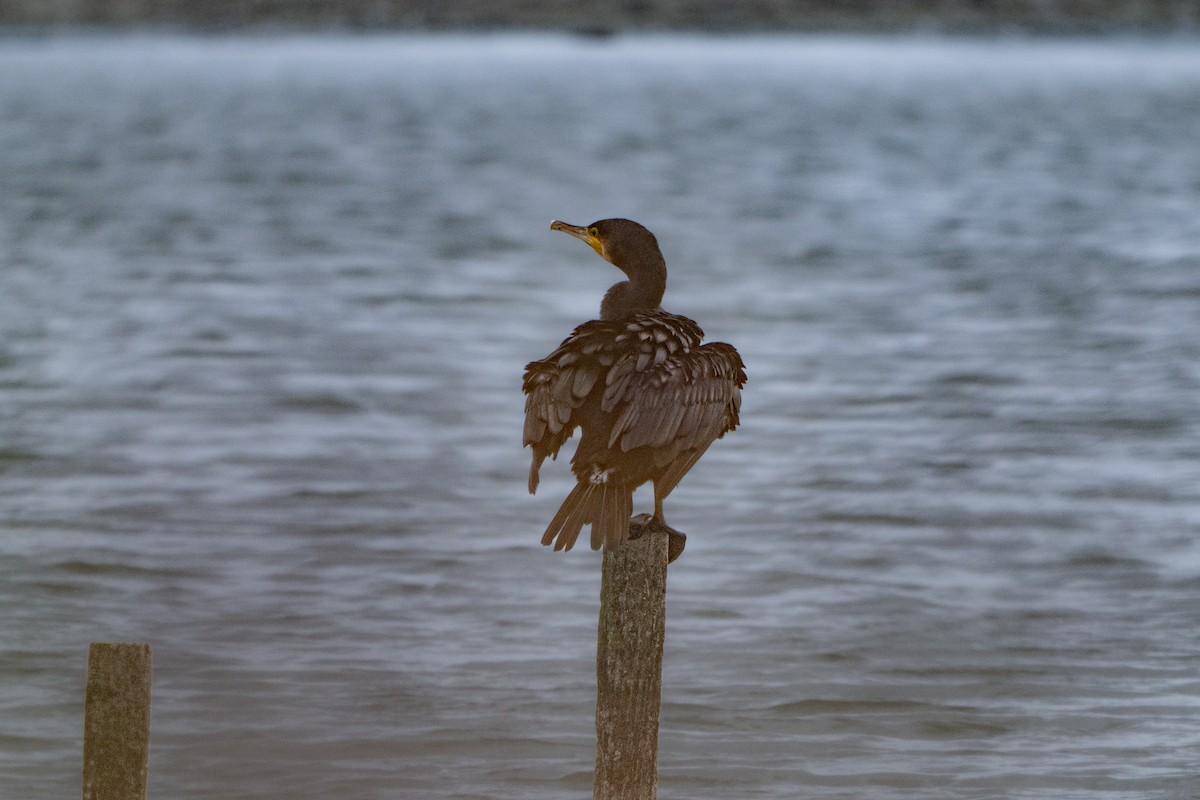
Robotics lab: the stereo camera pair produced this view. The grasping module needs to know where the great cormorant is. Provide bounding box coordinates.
[523,218,746,552]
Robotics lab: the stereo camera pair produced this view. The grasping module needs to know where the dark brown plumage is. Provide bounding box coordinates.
[523,218,746,552]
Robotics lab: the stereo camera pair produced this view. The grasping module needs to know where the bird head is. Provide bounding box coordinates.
[550,218,663,276]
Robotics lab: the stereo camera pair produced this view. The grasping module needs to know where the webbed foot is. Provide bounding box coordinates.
[626,514,687,563]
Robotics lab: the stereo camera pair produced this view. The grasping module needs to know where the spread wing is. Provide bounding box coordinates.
[522,320,621,494]
[605,341,745,498]
[523,311,744,499]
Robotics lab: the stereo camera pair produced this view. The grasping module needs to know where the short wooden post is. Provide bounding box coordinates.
[594,517,672,800]
[82,643,152,800]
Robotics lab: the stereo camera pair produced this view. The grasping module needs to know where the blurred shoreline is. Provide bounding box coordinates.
[1,0,1197,35]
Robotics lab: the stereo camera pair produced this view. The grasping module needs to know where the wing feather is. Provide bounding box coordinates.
[607,341,746,473]
[524,310,744,502]
[523,317,638,491]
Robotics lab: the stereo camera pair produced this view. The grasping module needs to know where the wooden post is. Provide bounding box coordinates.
[594,517,673,800]
[82,643,152,800]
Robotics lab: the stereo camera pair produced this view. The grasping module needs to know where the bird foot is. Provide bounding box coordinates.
[627,515,687,564]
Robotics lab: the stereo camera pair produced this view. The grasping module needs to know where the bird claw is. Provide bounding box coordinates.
[626,515,687,564]
[626,514,656,541]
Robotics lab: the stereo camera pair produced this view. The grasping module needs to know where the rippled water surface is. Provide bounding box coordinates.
[2,33,1199,799]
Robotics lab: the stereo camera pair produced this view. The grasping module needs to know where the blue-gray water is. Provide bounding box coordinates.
[2,33,1199,799]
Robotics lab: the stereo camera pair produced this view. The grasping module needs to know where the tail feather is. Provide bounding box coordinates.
[541,482,591,551]
[596,481,632,550]
[541,479,632,552]
[591,483,608,551]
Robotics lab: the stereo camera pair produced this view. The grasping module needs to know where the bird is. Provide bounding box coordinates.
[523,218,746,553]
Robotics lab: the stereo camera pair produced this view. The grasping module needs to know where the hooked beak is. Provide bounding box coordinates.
[551,220,605,259]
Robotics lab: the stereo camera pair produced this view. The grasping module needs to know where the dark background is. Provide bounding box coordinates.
[1,0,1197,33]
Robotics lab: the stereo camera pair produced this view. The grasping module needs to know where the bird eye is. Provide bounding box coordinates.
[588,227,599,238]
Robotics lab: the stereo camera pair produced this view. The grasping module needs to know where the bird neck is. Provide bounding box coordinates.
[599,260,666,321]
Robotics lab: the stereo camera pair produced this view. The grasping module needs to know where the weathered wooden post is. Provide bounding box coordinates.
[82,642,152,800]
[594,516,682,800]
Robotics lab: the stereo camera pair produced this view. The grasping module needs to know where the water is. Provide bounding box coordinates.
[2,33,1199,799]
